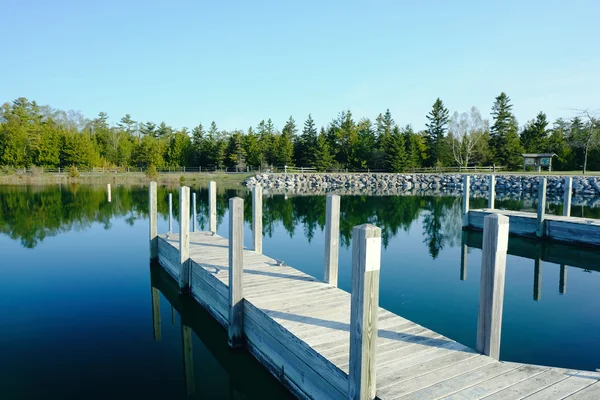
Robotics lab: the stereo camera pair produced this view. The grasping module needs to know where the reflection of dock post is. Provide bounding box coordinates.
[460,231,468,281]
[476,214,509,360]
[181,323,196,395]
[462,176,470,228]
[324,194,340,286]
[536,178,547,238]
[151,286,161,341]
[149,182,158,260]
[168,193,173,234]
[179,186,191,292]
[209,181,217,234]
[192,192,197,232]
[228,197,244,349]
[488,175,495,209]
[252,185,263,253]
[559,265,567,294]
[534,258,542,301]
[107,184,111,203]
[349,224,381,400]
[563,177,572,217]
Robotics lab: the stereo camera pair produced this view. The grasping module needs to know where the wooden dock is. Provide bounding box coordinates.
[149,182,600,399]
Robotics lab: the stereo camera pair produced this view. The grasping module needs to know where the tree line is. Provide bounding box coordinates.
[1,94,598,172]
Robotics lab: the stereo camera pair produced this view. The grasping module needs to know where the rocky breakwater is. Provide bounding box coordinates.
[244,173,600,196]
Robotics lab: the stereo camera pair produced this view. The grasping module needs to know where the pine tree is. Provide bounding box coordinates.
[225,131,246,170]
[191,123,205,165]
[425,98,450,167]
[314,128,333,171]
[384,126,407,172]
[277,116,296,165]
[117,114,137,136]
[490,92,523,169]
[521,112,549,153]
[297,114,318,167]
[244,127,261,169]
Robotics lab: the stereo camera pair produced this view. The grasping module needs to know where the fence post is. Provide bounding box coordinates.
[179,186,191,292]
[488,175,495,209]
[228,197,244,348]
[476,213,509,360]
[349,224,381,400]
[563,177,572,217]
[192,192,197,232]
[149,182,158,260]
[537,178,547,237]
[209,181,217,234]
[107,184,111,203]
[168,193,173,233]
[462,176,470,228]
[324,194,341,286]
[252,185,263,253]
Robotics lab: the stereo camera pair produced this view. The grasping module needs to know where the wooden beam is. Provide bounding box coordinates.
[192,192,197,232]
[563,177,572,217]
[252,185,263,253]
[324,194,341,286]
[536,178,547,238]
[228,197,244,348]
[149,182,158,260]
[209,181,217,234]
[488,175,495,209]
[179,186,191,292]
[151,286,161,341]
[349,224,381,400]
[181,324,196,395]
[462,176,470,228]
[168,193,173,234]
[476,213,509,360]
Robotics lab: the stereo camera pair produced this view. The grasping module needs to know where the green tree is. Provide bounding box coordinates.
[490,92,523,169]
[384,126,407,172]
[314,128,334,171]
[117,114,137,136]
[243,127,261,169]
[425,98,450,167]
[296,114,318,167]
[225,131,247,170]
[277,116,296,165]
[521,112,549,153]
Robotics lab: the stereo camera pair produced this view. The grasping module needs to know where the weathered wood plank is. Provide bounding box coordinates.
[522,372,599,399]
[324,194,340,286]
[228,197,244,348]
[481,368,573,400]
[488,174,495,209]
[563,176,572,217]
[149,182,158,259]
[537,177,547,237]
[179,186,191,292]
[209,181,217,233]
[252,185,263,253]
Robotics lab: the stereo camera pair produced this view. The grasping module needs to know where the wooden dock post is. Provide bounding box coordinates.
[149,182,158,260]
[559,264,567,294]
[107,183,111,203]
[537,178,547,237]
[534,258,542,301]
[476,213,509,360]
[460,231,468,281]
[563,177,572,217]
[179,186,191,292]
[168,193,173,234]
[228,197,244,348]
[209,181,217,234]
[181,323,196,395]
[252,185,263,253]
[349,224,382,400]
[488,175,495,209]
[324,194,341,286]
[462,176,470,228]
[151,286,161,341]
[192,192,197,232]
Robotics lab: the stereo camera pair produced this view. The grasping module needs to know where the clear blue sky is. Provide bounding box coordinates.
[2,0,599,132]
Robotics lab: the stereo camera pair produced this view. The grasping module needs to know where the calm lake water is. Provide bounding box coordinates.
[1,183,600,399]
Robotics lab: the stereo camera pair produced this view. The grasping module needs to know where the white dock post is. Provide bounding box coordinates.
[252,185,263,253]
[488,175,495,209]
[168,193,173,234]
[462,176,470,228]
[151,286,161,341]
[559,264,567,294]
[209,181,217,234]
[476,213,509,360]
[563,177,572,217]
[179,186,191,292]
[107,183,111,203]
[192,192,197,232]
[349,224,382,400]
[228,197,244,348]
[536,178,547,238]
[149,182,158,260]
[324,194,341,286]
[181,324,196,395]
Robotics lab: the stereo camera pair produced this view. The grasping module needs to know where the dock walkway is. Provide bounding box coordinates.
[155,230,600,400]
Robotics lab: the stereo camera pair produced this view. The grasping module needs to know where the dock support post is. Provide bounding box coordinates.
[192,192,197,232]
[181,323,196,395]
[349,224,382,400]
[149,182,158,260]
[168,193,173,234]
[563,177,572,217]
[252,185,263,253]
[460,231,468,281]
[107,184,111,203]
[151,286,161,341]
[488,175,495,209]
[228,197,244,348]
[537,178,547,237]
[462,176,470,228]
[559,265,567,294]
[209,181,217,234]
[179,186,191,292]
[476,214,509,360]
[324,194,341,286]
[534,258,542,301]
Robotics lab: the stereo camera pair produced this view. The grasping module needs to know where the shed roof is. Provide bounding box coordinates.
[521,153,555,158]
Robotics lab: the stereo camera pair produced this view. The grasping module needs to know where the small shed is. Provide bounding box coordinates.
[522,153,555,172]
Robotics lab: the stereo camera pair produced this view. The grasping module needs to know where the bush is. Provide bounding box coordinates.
[146,165,158,179]
[68,165,80,178]
[180,175,186,185]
